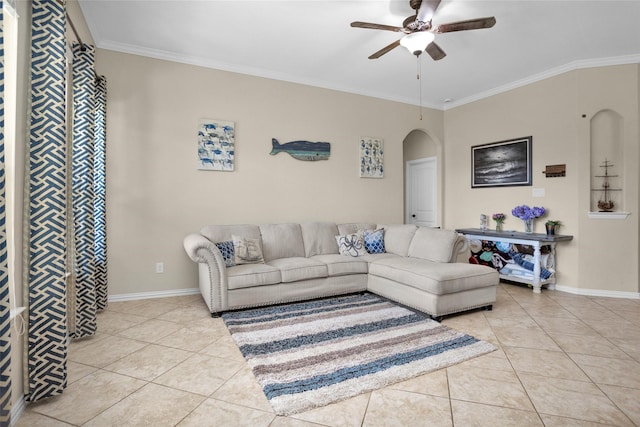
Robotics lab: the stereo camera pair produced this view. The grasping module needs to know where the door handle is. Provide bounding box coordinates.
[412,214,416,218]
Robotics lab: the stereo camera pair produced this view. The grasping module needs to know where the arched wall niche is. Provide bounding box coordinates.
[590,109,624,212]
[402,129,443,226]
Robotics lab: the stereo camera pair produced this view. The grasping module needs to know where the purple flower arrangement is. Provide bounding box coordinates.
[511,205,546,220]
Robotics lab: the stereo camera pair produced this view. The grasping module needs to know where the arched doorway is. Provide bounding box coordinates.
[403,129,443,227]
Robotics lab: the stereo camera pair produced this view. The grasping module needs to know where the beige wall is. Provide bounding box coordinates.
[95,49,444,296]
[99,46,639,297]
[575,66,639,293]
[444,65,640,294]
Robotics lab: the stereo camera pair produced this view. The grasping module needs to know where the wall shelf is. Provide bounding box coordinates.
[588,211,630,220]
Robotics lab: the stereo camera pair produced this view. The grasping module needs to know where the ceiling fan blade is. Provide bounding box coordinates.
[415,0,442,23]
[434,16,496,33]
[368,39,401,59]
[351,21,404,32]
[425,41,446,61]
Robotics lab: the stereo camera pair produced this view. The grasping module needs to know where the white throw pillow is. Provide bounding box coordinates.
[335,233,366,257]
[232,235,264,264]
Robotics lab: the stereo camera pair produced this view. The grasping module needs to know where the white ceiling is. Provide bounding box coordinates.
[78,0,640,110]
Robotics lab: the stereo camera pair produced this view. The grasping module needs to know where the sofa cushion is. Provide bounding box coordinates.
[201,224,262,244]
[369,257,497,295]
[300,222,340,257]
[267,257,328,283]
[336,233,367,257]
[360,252,401,263]
[378,224,417,256]
[363,228,385,254]
[259,223,305,262]
[408,227,460,263]
[232,235,264,265]
[311,254,369,276]
[337,223,377,235]
[227,263,282,290]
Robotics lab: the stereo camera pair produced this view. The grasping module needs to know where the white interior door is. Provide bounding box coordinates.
[406,157,437,227]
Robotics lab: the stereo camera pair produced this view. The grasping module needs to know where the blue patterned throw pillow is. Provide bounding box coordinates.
[364,228,385,254]
[215,241,236,267]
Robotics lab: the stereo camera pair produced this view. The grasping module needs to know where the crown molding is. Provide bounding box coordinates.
[443,54,640,110]
[96,39,639,112]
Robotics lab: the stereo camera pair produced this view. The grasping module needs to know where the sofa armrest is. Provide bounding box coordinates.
[453,234,469,260]
[183,233,229,314]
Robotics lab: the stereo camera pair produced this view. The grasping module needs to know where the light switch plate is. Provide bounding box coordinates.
[532,188,545,197]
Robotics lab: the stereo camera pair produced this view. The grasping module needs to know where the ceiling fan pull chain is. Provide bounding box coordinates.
[418,57,423,120]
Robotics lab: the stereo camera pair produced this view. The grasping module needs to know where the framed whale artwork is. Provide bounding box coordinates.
[197,119,235,171]
[359,137,384,178]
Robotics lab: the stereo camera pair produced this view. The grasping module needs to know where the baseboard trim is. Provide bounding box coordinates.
[555,285,640,299]
[108,285,640,302]
[108,288,200,302]
[10,396,25,427]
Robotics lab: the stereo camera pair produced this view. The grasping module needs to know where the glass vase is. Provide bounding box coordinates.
[495,222,503,232]
[523,218,534,233]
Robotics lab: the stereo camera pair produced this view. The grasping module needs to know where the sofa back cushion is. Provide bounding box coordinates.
[259,223,305,262]
[337,223,377,235]
[408,227,459,263]
[300,222,340,257]
[201,224,262,244]
[379,224,417,256]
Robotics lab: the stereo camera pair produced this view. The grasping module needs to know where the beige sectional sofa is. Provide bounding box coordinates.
[183,222,498,320]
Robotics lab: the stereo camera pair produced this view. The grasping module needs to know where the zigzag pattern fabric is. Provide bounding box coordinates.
[0,2,13,424]
[71,43,97,338]
[27,0,68,401]
[94,76,107,310]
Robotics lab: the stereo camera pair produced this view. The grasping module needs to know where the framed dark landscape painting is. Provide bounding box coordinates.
[471,136,532,188]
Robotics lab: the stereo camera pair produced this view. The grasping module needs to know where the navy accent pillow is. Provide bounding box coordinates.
[215,241,236,267]
[364,229,385,254]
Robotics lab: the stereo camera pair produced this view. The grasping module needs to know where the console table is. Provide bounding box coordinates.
[455,228,573,294]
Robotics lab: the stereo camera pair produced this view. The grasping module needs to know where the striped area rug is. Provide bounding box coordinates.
[222,292,495,415]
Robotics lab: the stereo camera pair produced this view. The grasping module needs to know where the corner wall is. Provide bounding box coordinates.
[444,65,640,294]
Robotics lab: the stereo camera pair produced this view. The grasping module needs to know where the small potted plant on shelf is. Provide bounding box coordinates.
[545,220,561,235]
[492,213,506,231]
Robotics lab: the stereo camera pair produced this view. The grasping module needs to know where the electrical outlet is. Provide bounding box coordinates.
[155,262,164,273]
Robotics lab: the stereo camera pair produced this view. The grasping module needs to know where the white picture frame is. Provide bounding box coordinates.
[359,136,384,178]
[197,119,235,171]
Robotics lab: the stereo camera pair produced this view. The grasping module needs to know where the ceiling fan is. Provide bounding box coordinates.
[351,0,496,60]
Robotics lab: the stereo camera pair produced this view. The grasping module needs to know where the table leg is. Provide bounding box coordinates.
[532,244,542,293]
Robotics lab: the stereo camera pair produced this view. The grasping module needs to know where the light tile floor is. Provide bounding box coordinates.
[15,284,640,426]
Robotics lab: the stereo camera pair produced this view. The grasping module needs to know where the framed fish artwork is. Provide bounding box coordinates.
[197,119,235,171]
[270,138,330,161]
[359,137,384,178]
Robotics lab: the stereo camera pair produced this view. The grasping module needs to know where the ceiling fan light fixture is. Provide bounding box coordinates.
[400,31,435,56]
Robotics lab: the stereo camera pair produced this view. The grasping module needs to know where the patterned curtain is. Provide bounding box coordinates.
[25,0,68,401]
[0,1,12,423]
[70,43,96,338]
[94,76,107,310]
